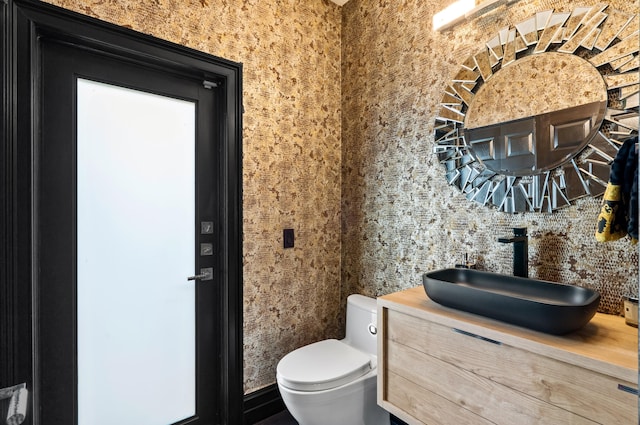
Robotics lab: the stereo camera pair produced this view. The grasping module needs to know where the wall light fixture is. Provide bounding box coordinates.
[434,0,521,31]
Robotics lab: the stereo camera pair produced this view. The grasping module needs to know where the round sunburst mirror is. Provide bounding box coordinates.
[434,5,639,212]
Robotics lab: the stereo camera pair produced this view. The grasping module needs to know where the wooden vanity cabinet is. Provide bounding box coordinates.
[378,286,638,425]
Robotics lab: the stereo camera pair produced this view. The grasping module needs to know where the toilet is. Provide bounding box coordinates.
[276,294,390,425]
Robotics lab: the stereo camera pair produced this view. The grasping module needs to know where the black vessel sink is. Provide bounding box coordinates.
[422,268,601,335]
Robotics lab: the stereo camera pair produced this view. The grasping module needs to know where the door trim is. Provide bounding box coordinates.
[2,1,243,423]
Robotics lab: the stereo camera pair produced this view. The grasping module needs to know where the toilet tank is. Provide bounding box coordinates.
[344,294,378,356]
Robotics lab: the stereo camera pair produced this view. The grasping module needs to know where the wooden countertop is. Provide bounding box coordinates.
[378,286,638,384]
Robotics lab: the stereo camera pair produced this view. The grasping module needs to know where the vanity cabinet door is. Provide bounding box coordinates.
[384,370,494,425]
[380,308,637,425]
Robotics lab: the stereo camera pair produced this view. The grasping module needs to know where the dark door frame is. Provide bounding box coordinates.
[1,1,243,424]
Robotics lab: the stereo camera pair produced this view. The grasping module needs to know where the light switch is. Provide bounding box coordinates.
[283,228,294,248]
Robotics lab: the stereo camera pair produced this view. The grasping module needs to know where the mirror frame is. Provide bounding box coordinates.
[434,5,639,212]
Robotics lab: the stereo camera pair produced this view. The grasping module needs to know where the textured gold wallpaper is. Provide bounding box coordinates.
[43,0,342,393]
[43,0,639,396]
[465,52,608,128]
[342,0,638,317]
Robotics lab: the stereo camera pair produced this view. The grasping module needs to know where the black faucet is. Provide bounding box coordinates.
[498,227,528,278]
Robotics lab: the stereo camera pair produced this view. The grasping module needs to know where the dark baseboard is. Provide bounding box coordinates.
[243,383,286,424]
[242,383,405,425]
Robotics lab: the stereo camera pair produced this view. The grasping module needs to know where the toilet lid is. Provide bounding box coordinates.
[277,339,372,391]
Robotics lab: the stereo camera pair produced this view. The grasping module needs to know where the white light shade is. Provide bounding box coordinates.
[433,0,475,31]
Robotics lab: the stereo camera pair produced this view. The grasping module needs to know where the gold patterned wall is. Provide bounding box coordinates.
[342,0,638,317]
[42,0,639,397]
[43,0,343,394]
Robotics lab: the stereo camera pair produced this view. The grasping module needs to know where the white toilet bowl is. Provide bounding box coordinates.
[276,295,389,425]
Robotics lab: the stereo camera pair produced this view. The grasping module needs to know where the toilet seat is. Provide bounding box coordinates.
[277,339,372,391]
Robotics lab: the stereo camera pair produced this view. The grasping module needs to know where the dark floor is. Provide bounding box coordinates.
[254,410,407,425]
[254,409,298,425]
